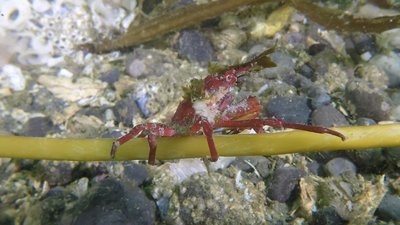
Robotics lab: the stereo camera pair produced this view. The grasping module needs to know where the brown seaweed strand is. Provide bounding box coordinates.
[290,0,400,33]
[93,0,268,53]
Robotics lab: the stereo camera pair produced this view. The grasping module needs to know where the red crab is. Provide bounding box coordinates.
[111,48,345,164]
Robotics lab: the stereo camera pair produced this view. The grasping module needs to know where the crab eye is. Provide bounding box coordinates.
[225,75,234,82]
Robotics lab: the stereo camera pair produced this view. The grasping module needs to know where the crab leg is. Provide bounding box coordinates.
[193,118,219,161]
[110,123,177,164]
[214,118,346,140]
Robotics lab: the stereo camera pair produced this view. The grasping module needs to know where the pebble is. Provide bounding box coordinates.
[267,167,306,202]
[67,178,155,225]
[230,156,272,183]
[120,162,149,186]
[376,193,400,221]
[176,29,216,66]
[308,43,326,56]
[311,105,349,127]
[311,207,347,225]
[113,97,140,127]
[1,64,26,91]
[40,161,76,186]
[345,78,392,121]
[125,48,176,78]
[99,67,120,85]
[264,96,311,124]
[20,116,55,137]
[348,33,377,62]
[345,148,385,173]
[324,157,357,177]
[371,51,400,88]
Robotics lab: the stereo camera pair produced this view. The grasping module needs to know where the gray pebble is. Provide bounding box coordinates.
[376,193,400,221]
[311,105,349,127]
[126,48,176,78]
[68,178,155,225]
[264,96,311,124]
[120,162,149,186]
[355,117,376,126]
[99,68,120,85]
[267,167,306,202]
[324,157,356,176]
[113,98,140,127]
[176,29,216,66]
[345,78,392,121]
[311,207,346,225]
[21,116,55,137]
[40,161,75,186]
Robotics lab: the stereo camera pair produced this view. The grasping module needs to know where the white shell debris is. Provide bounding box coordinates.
[38,75,107,104]
[0,64,26,91]
[0,0,136,66]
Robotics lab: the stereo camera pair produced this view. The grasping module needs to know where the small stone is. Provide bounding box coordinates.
[267,167,306,202]
[308,43,326,56]
[376,193,400,221]
[20,116,55,137]
[345,78,392,121]
[100,68,120,85]
[176,29,216,66]
[125,48,176,78]
[349,33,377,62]
[311,105,349,127]
[40,161,76,186]
[65,178,156,225]
[113,98,140,127]
[312,207,347,225]
[264,96,311,124]
[371,52,400,88]
[324,157,356,177]
[120,162,149,186]
[1,64,26,91]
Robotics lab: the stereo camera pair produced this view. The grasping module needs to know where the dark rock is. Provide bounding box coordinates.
[307,160,323,176]
[355,117,376,126]
[351,33,377,61]
[231,156,272,182]
[311,105,349,127]
[67,178,155,225]
[383,147,400,167]
[101,130,125,138]
[312,207,347,225]
[100,68,120,85]
[308,43,326,56]
[20,116,55,137]
[78,107,104,120]
[113,98,140,127]
[264,96,311,124]
[142,0,162,14]
[345,149,385,173]
[345,79,392,121]
[324,157,356,177]
[376,193,400,221]
[176,29,216,66]
[267,167,306,202]
[298,63,315,79]
[40,161,76,186]
[120,162,149,186]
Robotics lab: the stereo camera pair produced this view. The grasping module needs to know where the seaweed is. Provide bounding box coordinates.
[290,0,400,33]
[80,0,400,53]
[80,0,268,53]
[0,124,399,161]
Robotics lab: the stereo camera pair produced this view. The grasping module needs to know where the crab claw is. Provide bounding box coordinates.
[110,141,120,159]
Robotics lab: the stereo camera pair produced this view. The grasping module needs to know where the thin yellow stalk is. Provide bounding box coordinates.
[0,124,399,161]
